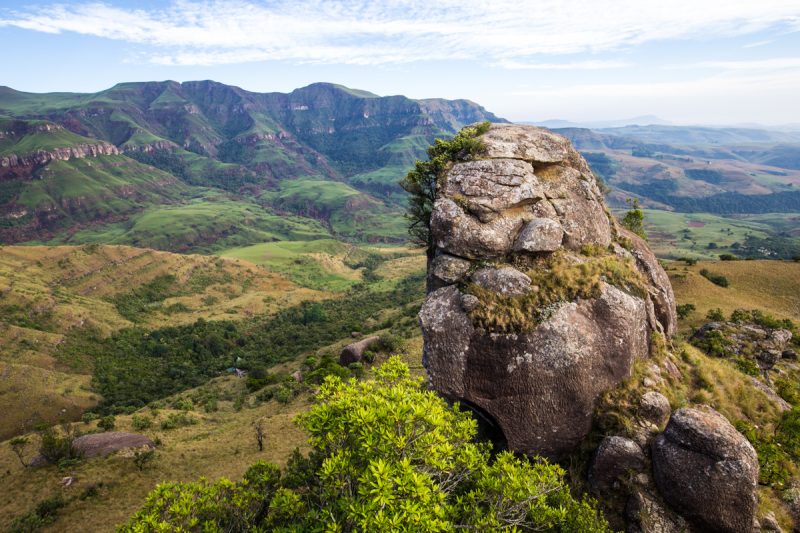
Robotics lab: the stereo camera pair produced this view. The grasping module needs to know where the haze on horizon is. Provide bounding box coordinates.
[1,0,799,127]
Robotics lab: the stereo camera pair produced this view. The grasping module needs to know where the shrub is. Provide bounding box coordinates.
[400,122,490,257]
[123,358,609,532]
[37,424,81,465]
[8,494,67,533]
[160,413,196,430]
[621,198,647,239]
[699,268,729,287]
[676,303,696,319]
[81,412,99,423]
[97,415,116,431]
[133,449,156,471]
[131,415,152,431]
[719,253,737,261]
[706,308,725,321]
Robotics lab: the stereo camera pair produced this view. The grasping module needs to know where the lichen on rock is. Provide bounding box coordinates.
[419,123,677,459]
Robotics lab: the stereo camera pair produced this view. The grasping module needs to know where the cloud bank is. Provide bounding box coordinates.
[1,0,799,66]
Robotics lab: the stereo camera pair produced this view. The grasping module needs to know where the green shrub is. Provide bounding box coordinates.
[676,303,696,319]
[133,449,156,471]
[699,268,729,287]
[123,358,609,532]
[621,198,647,239]
[80,412,99,423]
[37,424,81,465]
[8,494,67,533]
[160,413,196,430]
[97,415,116,431]
[131,415,152,431]
[706,308,725,321]
[719,253,737,261]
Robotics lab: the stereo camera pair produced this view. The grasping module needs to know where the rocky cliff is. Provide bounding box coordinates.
[420,123,677,459]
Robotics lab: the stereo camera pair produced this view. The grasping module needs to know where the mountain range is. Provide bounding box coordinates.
[0,81,502,249]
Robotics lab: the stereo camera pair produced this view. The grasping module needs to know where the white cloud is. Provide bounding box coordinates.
[1,0,799,66]
[494,59,631,70]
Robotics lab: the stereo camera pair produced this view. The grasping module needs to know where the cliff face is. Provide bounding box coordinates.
[0,142,119,172]
[420,124,677,459]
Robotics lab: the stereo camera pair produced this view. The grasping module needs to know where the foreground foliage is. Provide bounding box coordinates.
[122,358,608,532]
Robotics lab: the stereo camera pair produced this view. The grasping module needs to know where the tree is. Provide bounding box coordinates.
[400,122,490,257]
[9,436,29,467]
[254,418,265,451]
[621,198,647,239]
[133,449,156,471]
[122,358,609,532]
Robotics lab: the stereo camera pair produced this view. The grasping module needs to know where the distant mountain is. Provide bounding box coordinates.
[595,124,800,145]
[0,81,504,247]
[531,115,670,129]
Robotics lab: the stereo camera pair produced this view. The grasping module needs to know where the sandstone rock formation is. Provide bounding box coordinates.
[72,432,155,459]
[651,406,759,533]
[421,123,677,458]
[340,335,381,366]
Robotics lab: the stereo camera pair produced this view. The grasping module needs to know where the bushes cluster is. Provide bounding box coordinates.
[699,268,729,287]
[73,272,424,413]
[8,494,67,533]
[122,358,609,532]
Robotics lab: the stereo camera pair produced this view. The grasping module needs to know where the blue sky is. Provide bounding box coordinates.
[1,0,799,126]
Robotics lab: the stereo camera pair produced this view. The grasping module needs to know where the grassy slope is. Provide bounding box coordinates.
[639,209,773,259]
[0,245,325,440]
[53,191,331,253]
[260,178,407,242]
[667,259,800,329]
[0,119,100,156]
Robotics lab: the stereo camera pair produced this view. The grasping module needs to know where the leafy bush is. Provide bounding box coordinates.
[400,122,490,256]
[719,253,738,261]
[160,413,197,430]
[676,303,696,319]
[8,494,67,533]
[706,308,725,321]
[131,415,153,431]
[123,358,609,532]
[621,198,647,239]
[699,269,729,287]
[37,424,81,466]
[97,415,116,431]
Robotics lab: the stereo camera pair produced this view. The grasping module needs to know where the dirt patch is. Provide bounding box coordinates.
[687,220,706,228]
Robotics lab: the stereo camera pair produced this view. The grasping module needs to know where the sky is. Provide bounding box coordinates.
[1,0,799,126]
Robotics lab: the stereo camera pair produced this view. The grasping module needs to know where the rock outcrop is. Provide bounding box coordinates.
[72,432,155,458]
[0,142,120,170]
[421,124,676,458]
[340,335,381,366]
[651,406,759,533]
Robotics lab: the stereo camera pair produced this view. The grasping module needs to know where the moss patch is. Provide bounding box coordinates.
[465,252,647,333]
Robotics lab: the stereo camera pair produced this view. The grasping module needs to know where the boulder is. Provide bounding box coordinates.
[430,254,472,285]
[72,432,155,459]
[470,266,531,296]
[513,218,564,252]
[651,406,759,533]
[339,335,381,366]
[639,391,671,427]
[421,124,677,458]
[441,159,543,223]
[626,490,690,533]
[588,436,646,494]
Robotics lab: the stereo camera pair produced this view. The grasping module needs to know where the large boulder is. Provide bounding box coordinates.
[588,436,646,494]
[72,432,155,458]
[340,336,381,366]
[421,124,676,458]
[651,406,759,533]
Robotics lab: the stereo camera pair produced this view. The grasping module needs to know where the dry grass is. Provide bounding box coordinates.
[467,252,647,333]
[668,259,800,330]
[0,245,327,442]
[0,375,312,533]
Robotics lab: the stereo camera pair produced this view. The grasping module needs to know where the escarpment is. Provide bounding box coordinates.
[420,123,677,459]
